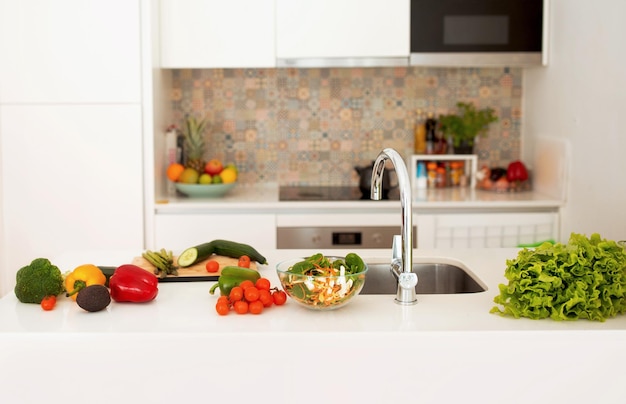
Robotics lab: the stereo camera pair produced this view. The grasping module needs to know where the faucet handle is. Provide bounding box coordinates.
[391,234,402,261]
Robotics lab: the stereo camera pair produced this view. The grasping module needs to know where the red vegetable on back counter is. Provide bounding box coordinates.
[506,160,529,182]
[109,264,158,303]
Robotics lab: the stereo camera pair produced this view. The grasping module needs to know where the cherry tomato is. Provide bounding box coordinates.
[229,286,244,302]
[238,255,251,268]
[233,300,249,314]
[249,300,264,315]
[215,301,230,315]
[258,289,273,307]
[217,295,230,305]
[239,280,254,290]
[272,290,287,306]
[244,286,260,302]
[205,260,219,273]
[41,295,56,311]
[255,278,271,291]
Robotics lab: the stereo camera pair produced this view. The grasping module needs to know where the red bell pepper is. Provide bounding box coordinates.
[506,160,529,182]
[109,264,159,303]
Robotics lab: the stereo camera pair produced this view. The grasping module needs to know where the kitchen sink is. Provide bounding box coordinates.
[361,258,487,295]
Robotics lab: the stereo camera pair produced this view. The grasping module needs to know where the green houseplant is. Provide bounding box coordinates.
[439,102,498,154]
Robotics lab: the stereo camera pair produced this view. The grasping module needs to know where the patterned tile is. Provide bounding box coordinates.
[170,67,523,186]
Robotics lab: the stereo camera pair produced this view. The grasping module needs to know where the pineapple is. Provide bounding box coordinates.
[182,115,208,173]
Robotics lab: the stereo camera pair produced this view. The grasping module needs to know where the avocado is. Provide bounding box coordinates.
[76,284,111,312]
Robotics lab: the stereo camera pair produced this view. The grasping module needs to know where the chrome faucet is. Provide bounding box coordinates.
[371,148,418,305]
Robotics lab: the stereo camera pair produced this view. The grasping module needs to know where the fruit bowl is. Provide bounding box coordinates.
[174,182,236,198]
[276,255,368,311]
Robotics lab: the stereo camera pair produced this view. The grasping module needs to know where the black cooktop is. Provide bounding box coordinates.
[279,186,399,201]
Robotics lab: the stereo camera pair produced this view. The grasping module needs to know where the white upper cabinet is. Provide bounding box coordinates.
[0,0,141,104]
[159,0,276,68]
[275,0,409,62]
[0,104,145,289]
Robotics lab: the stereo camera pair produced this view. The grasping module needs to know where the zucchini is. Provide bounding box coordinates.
[177,239,268,267]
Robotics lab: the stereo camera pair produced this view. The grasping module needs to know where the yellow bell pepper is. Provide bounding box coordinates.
[65,264,107,301]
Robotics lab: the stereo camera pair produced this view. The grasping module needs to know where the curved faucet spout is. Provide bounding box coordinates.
[371,148,417,305]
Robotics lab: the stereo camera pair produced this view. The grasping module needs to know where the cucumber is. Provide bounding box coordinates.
[177,243,214,267]
[220,266,261,282]
[210,239,267,265]
[177,239,268,267]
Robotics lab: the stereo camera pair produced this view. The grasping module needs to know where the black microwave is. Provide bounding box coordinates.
[410,0,548,67]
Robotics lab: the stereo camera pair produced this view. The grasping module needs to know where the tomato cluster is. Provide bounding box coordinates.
[215,277,287,316]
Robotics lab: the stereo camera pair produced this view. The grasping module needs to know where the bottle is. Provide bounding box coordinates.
[435,167,447,188]
[434,125,448,155]
[165,125,179,165]
[415,161,427,189]
[425,112,437,155]
[426,162,437,188]
[413,110,426,154]
[165,125,179,196]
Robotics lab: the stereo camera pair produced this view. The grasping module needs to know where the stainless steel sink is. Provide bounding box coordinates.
[361,258,487,295]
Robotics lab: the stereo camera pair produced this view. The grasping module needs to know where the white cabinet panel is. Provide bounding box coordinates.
[0,0,141,103]
[160,0,275,68]
[0,105,144,289]
[154,213,276,251]
[276,0,409,59]
[416,212,559,249]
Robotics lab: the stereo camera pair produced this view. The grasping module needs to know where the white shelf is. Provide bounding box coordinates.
[410,154,478,190]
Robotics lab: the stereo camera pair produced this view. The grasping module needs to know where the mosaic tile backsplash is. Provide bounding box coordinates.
[169,67,523,186]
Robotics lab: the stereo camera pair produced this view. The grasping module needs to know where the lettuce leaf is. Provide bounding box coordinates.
[490,233,626,321]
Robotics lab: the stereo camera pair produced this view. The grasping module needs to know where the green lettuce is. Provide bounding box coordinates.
[490,233,626,321]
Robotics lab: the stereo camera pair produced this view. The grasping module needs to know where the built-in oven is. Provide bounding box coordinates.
[410,0,548,67]
[277,185,416,249]
[277,226,417,249]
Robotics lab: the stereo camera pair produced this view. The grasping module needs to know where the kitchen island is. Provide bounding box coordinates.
[0,248,623,404]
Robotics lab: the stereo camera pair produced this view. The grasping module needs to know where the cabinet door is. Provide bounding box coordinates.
[0,0,141,103]
[0,105,144,292]
[154,214,276,251]
[160,0,276,68]
[276,0,409,59]
[417,212,559,249]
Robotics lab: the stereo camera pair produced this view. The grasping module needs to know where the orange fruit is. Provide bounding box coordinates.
[166,163,185,182]
[219,167,237,184]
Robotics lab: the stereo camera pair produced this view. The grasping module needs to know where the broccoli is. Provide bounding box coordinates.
[14,258,64,304]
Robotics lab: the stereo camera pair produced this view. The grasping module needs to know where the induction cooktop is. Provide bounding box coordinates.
[278,186,399,201]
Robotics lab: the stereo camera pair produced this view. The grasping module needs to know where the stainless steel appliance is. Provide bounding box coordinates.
[410,0,548,67]
[277,185,415,249]
[279,185,399,201]
[277,226,416,249]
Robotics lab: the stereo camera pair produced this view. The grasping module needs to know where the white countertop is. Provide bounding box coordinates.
[154,183,563,213]
[1,248,623,333]
[1,248,622,404]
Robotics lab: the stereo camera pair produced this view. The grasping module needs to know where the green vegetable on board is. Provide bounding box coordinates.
[14,258,65,304]
[490,233,626,322]
[178,239,268,267]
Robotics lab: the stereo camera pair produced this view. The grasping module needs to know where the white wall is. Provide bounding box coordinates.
[523,0,626,242]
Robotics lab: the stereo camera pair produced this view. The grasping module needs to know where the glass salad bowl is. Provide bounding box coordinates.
[276,254,368,311]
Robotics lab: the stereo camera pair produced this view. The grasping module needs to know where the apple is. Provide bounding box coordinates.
[204,159,223,175]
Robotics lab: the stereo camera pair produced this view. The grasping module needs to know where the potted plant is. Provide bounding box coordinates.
[439,102,498,154]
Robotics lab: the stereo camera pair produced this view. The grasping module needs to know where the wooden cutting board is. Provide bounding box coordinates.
[131,254,258,282]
